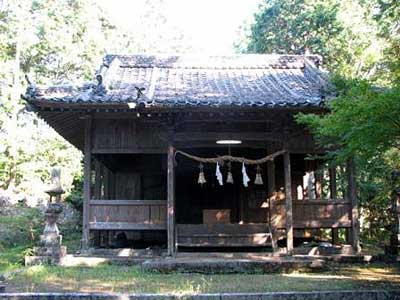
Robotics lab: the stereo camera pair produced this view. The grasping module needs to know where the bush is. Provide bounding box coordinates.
[0,205,43,249]
[65,173,83,212]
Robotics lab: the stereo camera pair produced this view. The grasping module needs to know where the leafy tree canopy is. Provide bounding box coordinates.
[241,0,400,244]
[0,0,193,198]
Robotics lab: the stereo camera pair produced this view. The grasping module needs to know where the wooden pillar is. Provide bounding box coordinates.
[329,167,337,199]
[167,145,176,256]
[315,170,323,199]
[94,159,101,200]
[347,157,360,252]
[267,159,277,250]
[82,116,92,249]
[267,160,275,198]
[103,166,109,199]
[284,151,293,253]
[329,167,339,244]
[389,174,400,254]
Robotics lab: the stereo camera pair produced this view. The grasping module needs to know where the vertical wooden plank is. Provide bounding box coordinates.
[329,167,337,199]
[315,170,323,199]
[103,166,109,199]
[82,116,92,249]
[94,159,101,199]
[332,228,339,245]
[267,160,275,198]
[109,170,115,200]
[284,151,293,253]
[167,145,176,255]
[347,157,360,252]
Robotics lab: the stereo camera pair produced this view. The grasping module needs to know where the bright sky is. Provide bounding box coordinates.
[98,0,262,54]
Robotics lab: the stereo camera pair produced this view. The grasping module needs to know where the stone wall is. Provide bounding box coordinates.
[0,291,399,300]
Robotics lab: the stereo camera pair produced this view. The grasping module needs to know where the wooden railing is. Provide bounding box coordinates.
[271,199,352,229]
[89,200,167,230]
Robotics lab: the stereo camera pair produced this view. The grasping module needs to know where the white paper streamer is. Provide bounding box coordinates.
[242,162,250,187]
[215,162,224,185]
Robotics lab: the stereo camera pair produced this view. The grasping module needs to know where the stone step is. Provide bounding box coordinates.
[141,257,326,274]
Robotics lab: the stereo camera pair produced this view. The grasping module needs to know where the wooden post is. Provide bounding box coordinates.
[389,171,400,254]
[82,116,92,249]
[315,170,323,199]
[347,157,360,252]
[284,151,293,253]
[267,160,275,198]
[103,166,109,199]
[94,159,101,199]
[267,159,277,250]
[167,145,176,256]
[329,167,339,244]
[329,167,337,199]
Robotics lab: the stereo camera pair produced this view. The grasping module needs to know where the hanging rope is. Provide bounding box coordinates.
[175,149,286,165]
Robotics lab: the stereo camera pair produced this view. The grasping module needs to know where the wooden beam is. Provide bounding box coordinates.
[90,200,167,206]
[89,222,167,231]
[167,145,176,256]
[92,148,167,154]
[347,157,360,252]
[82,116,92,249]
[284,151,294,253]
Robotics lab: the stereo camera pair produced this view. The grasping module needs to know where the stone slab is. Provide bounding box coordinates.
[141,257,326,274]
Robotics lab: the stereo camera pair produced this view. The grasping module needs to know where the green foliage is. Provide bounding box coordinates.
[246,0,343,66]
[0,245,31,273]
[297,80,400,162]
[65,172,84,212]
[296,80,400,244]
[241,0,386,78]
[243,0,400,245]
[0,205,43,249]
[0,0,194,198]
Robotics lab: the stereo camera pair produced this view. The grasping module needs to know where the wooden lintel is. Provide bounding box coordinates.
[92,148,167,154]
[90,200,167,206]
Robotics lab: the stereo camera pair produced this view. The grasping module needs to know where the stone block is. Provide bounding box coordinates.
[25,255,51,266]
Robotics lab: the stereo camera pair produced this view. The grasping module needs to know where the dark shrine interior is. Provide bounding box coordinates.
[95,149,314,225]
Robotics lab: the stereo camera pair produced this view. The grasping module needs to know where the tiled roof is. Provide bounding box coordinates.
[24,54,331,109]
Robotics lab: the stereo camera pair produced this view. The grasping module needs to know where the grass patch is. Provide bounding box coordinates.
[0,245,30,274]
[4,263,400,293]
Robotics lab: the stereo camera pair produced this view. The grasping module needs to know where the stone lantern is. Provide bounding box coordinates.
[25,168,67,265]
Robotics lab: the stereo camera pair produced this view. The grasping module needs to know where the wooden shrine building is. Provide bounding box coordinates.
[23,54,360,254]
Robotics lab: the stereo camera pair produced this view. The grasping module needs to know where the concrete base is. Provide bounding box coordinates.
[25,246,67,266]
[57,250,383,269]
